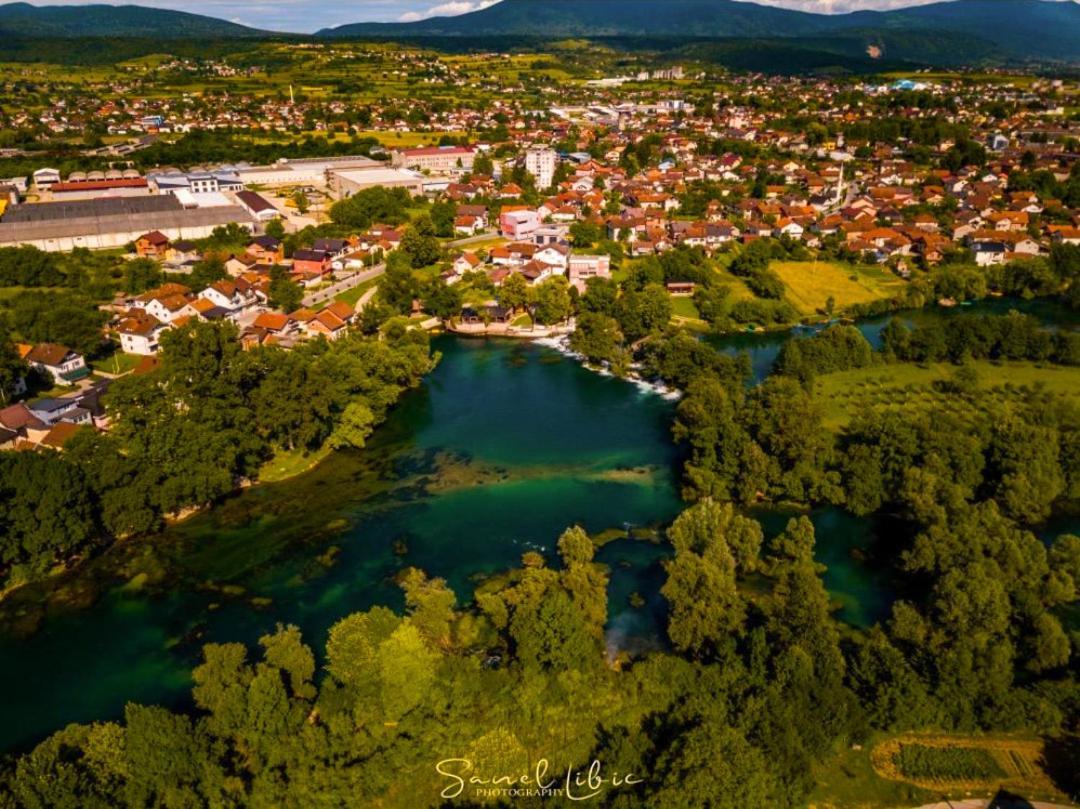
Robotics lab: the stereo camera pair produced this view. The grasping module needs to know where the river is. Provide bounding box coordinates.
[0,298,1076,754]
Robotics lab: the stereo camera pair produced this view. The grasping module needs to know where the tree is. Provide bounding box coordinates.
[557,525,594,566]
[379,251,419,314]
[400,215,441,268]
[765,517,845,684]
[186,257,227,291]
[650,723,774,809]
[532,277,572,325]
[429,200,457,237]
[0,452,97,581]
[291,189,310,215]
[325,607,401,689]
[498,272,529,313]
[510,587,597,672]
[579,276,618,316]
[378,623,438,720]
[668,498,762,574]
[123,258,163,294]
[264,218,286,240]
[661,503,749,657]
[472,152,494,177]
[421,278,462,321]
[328,401,374,449]
[400,568,456,648]
[268,265,303,313]
[329,186,411,229]
[0,339,26,405]
[616,283,672,342]
[569,220,602,247]
[569,312,622,364]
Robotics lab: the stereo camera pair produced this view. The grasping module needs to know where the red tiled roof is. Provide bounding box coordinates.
[52,179,148,192]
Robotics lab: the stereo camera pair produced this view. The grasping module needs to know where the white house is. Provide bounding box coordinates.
[117,314,168,355]
[25,343,88,384]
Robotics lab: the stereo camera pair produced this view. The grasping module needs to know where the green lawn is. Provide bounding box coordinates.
[808,736,935,809]
[90,351,142,375]
[771,260,908,317]
[669,295,701,319]
[813,360,1080,430]
[334,277,379,307]
[258,444,332,484]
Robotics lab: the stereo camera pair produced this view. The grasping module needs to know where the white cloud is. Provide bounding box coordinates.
[398,0,498,21]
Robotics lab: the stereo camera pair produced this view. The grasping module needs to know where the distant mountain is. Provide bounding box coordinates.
[0,2,268,38]
[318,0,1080,61]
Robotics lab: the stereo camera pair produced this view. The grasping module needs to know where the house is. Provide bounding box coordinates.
[40,421,86,451]
[973,239,1008,266]
[225,253,259,277]
[460,304,512,324]
[0,403,49,445]
[534,243,569,270]
[252,312,296,335]
[142,291,197,323]
[322,300,355,325]
[305,308,349,340]
[452,252,482,276]
[500,209,541,240]
[454,214,486,235]
[116,313,168,355]
[135,230,171,259]
[32,167,60,188]
[567,254,611,292]
[25,343,89,384]
[666,282,697,296]
[312,238,350,257]
[247,235,283,263]
[292,249,332,276]
[27,396,90,427]
[199,280,249,311]
[533,224,569,246]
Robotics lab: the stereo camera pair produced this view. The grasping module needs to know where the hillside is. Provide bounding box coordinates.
[318,0,1080,61]
[0,2,268,38]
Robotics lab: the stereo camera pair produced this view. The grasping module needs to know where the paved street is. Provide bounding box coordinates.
[447,229,499,247]
[302,263,384,307]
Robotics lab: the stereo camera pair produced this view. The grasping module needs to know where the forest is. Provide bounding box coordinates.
[0,321,435,590]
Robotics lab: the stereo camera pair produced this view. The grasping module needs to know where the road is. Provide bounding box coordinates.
[302,264,384,308]
[447,229,500,248]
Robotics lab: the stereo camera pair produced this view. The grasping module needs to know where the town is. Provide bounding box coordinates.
[0,1,1079,805]
[1,42,1076,455]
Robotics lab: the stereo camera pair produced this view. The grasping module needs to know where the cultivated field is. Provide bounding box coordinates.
[771,260,908,316]
[813,360,1080,430]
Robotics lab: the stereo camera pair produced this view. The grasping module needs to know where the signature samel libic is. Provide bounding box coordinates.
[436,758,644,801]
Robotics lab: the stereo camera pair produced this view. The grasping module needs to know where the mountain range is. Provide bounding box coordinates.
[0,1,268,38]
[0,0,1077,63]
[319,0,1080,61]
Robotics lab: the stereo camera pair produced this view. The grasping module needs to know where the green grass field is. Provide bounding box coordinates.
[808,737,935,809]
[771,260,907,316]
[334,277,379,307]
[90,351,142,375]
[258,444,332,484]
[813,360,1080,430]
[669,295,701,320]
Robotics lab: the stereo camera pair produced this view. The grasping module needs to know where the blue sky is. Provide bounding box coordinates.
[22,0,1059,34]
